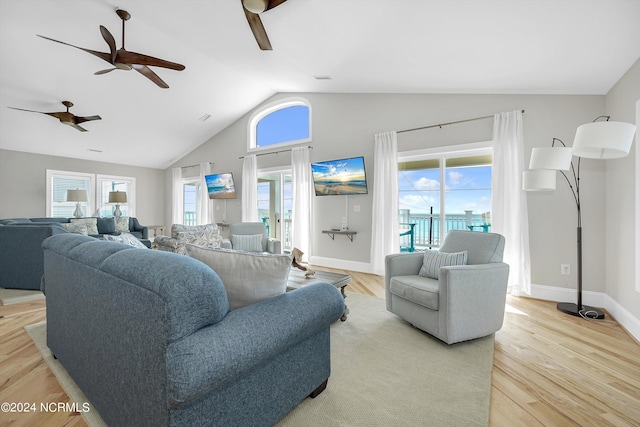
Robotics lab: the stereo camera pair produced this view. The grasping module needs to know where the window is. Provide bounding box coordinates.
[46,170,94,218]
[46,170,136,218]
[248,97,311,151]
[96,175,136,217]
[183,180,201,226]
[398,143,492,250]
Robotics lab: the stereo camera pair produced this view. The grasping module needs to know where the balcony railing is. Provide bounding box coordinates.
[399,210,490,251]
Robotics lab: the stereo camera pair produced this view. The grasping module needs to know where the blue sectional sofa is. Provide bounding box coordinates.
[0,222,67,290]
[41,233,345,426]
[0,216,150,290]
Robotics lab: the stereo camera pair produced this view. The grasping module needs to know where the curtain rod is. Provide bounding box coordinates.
[180,161,214,169]
[397,110,525,134]
[239,145,313,159]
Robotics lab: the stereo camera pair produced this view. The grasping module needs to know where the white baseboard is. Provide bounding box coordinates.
[310,256,373,274]
[527,283,640,342]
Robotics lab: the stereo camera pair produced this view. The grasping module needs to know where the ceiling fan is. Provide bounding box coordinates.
[37,9,185,89]
[242,0,288,50]
[8,101,101,132]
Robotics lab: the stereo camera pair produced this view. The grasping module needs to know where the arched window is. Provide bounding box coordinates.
[248,97,311,151]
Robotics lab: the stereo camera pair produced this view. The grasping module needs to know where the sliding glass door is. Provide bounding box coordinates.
[257,170,292,252]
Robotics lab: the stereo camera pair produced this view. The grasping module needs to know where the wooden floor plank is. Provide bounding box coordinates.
[1,267,639,426]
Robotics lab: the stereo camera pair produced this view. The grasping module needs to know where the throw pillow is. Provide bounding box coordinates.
[418,249,468,279]
[70,218,98,235]
[62,222,88,235]
[104,232,148,249]
[115,216,130,233]
[230,233,263,252]
[97,217,116,234]
[185,244,291,310]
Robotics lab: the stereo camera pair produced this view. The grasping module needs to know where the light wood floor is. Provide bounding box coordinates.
[1,267,639,426]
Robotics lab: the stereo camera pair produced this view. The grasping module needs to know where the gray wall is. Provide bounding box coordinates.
[604,57,640,323]
[0,149,165,226]
[169,92,608,296]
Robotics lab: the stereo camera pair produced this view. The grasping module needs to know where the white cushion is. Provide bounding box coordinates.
[70,218,98,235]
[186,245,291,310]
[103,232,148,249]
[114,216,130,233]
[62,222,88,235]
[418,249,468,279]
[230,233,263,252]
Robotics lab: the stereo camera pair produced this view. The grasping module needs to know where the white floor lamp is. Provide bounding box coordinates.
[523,117,636,319]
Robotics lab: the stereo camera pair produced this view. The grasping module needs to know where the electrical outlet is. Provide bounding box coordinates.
[561,264,571,275]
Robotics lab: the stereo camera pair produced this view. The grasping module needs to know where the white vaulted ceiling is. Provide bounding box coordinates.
[1,0,639,168]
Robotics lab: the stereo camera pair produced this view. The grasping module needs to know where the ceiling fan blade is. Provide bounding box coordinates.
[99,25,117,64]
[7,106,45,114]
[118,50,185,71]
[265,0,287,11]
[75,115,102,124]
[37,35,112,64]
[243,6,272,50]
[133,64,170,88]
[94,68,118,75]
[68,123,88,132]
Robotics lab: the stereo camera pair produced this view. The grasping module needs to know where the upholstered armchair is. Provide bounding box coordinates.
[155,223,221,255]
[220,222,282,254]
[385,230,510,344]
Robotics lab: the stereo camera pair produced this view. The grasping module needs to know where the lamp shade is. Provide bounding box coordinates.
[572,121,636,159]
[108,191,127,203]
[522,170,556,191]
[529,147,573,171]
[66,189,88,202]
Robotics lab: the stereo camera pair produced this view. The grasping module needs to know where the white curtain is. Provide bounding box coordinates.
[198,163,211,225]
[291,146,313,261]
[242,154,259,222]
[492,111,531,296]
[171,167,183,224]
[370,131,399,276]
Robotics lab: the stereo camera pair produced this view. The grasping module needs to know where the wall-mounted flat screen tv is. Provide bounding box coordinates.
[311,156,368,196]
[205,172,237,199]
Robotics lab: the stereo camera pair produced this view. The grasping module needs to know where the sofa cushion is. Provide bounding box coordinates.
[115,216,130,233]
[418,249,467,279]
[230,233,263,252]
[104,232,149,249]
[185,245,291,310]
[70,218,98,235]
[97,217,116,234]
[389,275,440,311]
[62,222,89,235]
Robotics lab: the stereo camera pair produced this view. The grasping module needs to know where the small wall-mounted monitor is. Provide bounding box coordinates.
[205,172,237,199]
[311,156,368,196]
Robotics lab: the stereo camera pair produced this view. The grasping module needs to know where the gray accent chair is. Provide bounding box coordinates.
[385,230,510,344]
[221,222,282,254]
[42,233,344,427]
[155,223,221,254]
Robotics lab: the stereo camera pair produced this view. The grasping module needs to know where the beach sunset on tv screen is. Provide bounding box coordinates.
[205,172,236,199]
[311,156,368,196]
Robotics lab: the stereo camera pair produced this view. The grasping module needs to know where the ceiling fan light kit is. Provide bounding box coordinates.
[242,0,288,50]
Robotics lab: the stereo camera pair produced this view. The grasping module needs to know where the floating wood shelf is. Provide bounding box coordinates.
[322,229,357,242]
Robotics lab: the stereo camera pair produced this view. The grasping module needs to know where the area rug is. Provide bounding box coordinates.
[0,287,44,305]
[26,293,493,427]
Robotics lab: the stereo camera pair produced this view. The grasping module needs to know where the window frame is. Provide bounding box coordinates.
[247,97,312,153]
[397,141,493,246]
[96,174,136,218]
[46,170,95,218]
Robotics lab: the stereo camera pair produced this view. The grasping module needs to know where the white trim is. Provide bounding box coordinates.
[45,169,95,217]
[397,140,493,161]
[524,283,639,342]
[247,97,312,153]
[635,99,640,293]
[96,174,136,217]
[310,256,373,275]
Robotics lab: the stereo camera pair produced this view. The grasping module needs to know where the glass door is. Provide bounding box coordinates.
[258,171,292,252]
